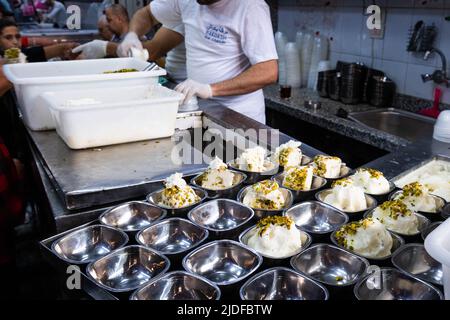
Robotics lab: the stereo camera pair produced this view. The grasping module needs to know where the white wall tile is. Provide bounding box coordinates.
[405,63,436,99]
[338,7,364,55]
[382,8,412,62]
[382,60,408,93]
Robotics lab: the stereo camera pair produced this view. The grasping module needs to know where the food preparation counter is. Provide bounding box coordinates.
[29,102,323,233]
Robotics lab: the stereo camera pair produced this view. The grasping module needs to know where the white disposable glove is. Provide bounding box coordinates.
[175,79,213,105]
[72,40,107,59]
[116,32,143,57]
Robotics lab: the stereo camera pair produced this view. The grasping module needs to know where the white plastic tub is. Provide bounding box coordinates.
[41,85,183,149]
[3,58,166,131]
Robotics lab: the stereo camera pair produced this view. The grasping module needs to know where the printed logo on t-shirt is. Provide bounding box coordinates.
[204,24,228,44]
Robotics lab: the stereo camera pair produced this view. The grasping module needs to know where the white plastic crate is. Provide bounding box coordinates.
[41,85,183,149]
[3,58,166,131]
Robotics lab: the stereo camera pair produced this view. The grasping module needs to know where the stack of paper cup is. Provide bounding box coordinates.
[275,31,288,85]
[308,35,330,90]
[285,42,302,88]
[300,31,314,88]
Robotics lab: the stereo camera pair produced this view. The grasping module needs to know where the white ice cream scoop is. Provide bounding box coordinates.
[129,47,149,61]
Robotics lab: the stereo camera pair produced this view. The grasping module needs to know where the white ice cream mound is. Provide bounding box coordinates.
[246,216,303,258]
[159,173,200,208]
[234,146,275,172]
[272,140,302,168]
[371,200,419,235]
[311,155,342,179]
[243,180,285,210]
[352,168,391,195]
[198,157,235,190]
[394,159,450,201]
[323,178,368,212]
[335,218,393,259]
[282,166,313,191]
[394,182,440,213]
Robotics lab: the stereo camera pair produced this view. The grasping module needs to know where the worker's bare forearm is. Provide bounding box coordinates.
[143,27,183,61]
[129,6,159,37]
[210,60,278,97]
[106,42,118,57]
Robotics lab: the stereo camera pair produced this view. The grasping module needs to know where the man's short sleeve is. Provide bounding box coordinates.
[240,1,278,65]
[150,0,183,31]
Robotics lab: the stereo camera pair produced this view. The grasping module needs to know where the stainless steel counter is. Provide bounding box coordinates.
[30,104,323,232]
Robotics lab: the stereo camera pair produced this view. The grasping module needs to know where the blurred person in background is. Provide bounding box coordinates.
[104,4,130,43]
[42,0,66,28]
[0,19,78,62]
[97,14,114,41]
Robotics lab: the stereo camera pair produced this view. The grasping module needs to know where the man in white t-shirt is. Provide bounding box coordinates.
[117,0,278,123]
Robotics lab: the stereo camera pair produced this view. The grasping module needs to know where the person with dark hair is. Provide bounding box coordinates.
[42,0,66,28]
[0,19,78,62]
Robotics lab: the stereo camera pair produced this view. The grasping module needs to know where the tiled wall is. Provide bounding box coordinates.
[276,0,450,104]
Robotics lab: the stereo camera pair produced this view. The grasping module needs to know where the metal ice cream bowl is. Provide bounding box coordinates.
[364,208,430,241]
[237,185,294,220]
[391,243,443,286]
[130,271,221,300]
[99,201,167,233]
[284,201,348,236]
[238,224,312,265]
[291,244,369,287]
[354,267,443,300]
[319,164,353,187]
[187,199,254,240]
[389,190,446,222]
[228,159,279,185]
[182,240,262,286]
[421,221,442,241]
[272,173,327,203]
[190,170,247,199]
[239,267,329,300]
[86,245,170,293]
[330,227,404,263]
[52,224,128,264]
[316,189,377,221]
[136,218,208,259]
[146,186,207,216]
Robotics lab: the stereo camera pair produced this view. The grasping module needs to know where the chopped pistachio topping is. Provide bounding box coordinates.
[4,48,20,59]
[279,147,295,166]
[379,200,412,220]
[313,155,340,177]
[253,180,279,195]
[400,182,424,199]
[335,218,374,249]
[283,167,309,190]
[256,216,294,237]
[331,177,353,188]
[357,168,384,179]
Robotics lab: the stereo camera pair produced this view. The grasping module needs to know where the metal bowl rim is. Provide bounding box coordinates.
[237,185,294,212]
[239,266,329,301]
[99,201,168,232]
[187,199,255,232]
[390,243,443,287]
[86,244,171,293]
[421,221,443,241]
[135,218,209,255]
[290,243,370,287]
[227,159,279,175]
[190,170,248,192]
[146,186,207,210]
[272,173,328,193]
[388,190,447,214]
[129,270,222,301]
[182,239,263,286]
[238,224,312,260]
[315,189,378,214]
[283,201,350,234]
[364,208,431,237]
[51,224,129,265]
[353,267,444,300]
[330,228,405,261]
[316,164,353,180]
